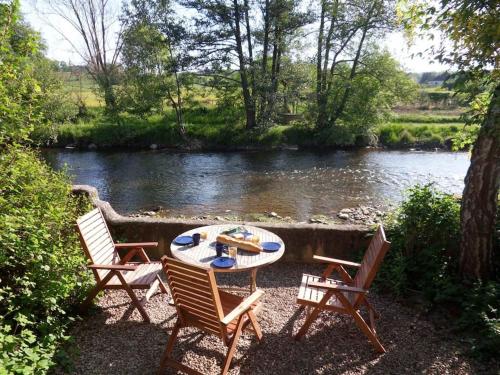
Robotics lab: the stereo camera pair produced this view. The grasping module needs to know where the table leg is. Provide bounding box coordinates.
[250,269,257,293]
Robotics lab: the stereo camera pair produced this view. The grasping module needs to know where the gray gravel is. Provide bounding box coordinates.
[59,263,498,375]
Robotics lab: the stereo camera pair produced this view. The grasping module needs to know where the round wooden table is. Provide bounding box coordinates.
[170,224,285,292]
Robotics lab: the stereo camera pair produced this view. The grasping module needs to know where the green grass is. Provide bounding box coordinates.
[377,122,478,149]
[391,113,463,124]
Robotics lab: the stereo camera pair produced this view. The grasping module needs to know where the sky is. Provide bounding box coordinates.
[21,0,450,74]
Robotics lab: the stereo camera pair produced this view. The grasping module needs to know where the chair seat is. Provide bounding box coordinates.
[102,262,163,289]
[297,274,353,308]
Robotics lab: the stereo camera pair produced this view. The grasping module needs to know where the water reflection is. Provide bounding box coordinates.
[41,149,469,220]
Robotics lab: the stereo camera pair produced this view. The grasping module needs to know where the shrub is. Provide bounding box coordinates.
[379,184,499,359]
[0,145,92,373]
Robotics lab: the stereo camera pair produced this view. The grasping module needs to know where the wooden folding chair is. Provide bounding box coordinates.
[159,256,264,375]
[76,208,168,323]
[295,225,391,353]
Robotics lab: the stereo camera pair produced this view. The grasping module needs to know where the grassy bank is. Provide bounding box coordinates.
[33,107,477,151]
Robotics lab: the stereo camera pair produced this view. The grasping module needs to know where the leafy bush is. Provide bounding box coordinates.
[0,145,92,373]
[380,184,500,359]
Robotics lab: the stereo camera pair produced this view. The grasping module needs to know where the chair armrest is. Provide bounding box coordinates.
[308,281,367,294]
[115,242,158,249]
[88,264,138,271]
[221,289,264,326]
[313,255,361,268]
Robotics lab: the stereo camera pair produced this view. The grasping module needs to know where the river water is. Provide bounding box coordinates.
[42,149,469,220]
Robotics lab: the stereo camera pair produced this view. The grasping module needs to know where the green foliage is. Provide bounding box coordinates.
[0,145,92,373]
[0,0,43,143]
[379,184,500,358]
[119,0,188,122]
[380,184,461,296]
[321,50,417,140]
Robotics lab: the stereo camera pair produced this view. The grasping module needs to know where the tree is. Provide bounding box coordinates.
[182,0,310,129]
[119,0,189,133]
[418,0,499,280]
[313,0,397,130]
[41,0,122,113]
[0,0,43,144]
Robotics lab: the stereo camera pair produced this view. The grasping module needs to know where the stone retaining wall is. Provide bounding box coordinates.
[73,185,373,262]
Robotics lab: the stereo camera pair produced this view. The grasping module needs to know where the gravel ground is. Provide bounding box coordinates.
[59,263,498,375]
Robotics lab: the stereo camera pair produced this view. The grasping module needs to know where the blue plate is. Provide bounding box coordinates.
[173,236,193,245]
[262,242,281,252]
[211,257,236,268]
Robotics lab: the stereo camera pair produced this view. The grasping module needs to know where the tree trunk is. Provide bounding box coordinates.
[315,1,327,129]
[233,0,256,129]
[459,83,500,281]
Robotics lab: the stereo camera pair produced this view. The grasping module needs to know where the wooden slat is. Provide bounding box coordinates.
[166,262,209,278]
[171,287,216,306]
[165,268,211,286]
[93,250,115,266]
[166,259,210,274]
[169,277,212,296]
[79,216,106,234]
[88,236,113,257]
[77,208,100,224]
[176,295,219,312]
[183,312,221,332]
[82,226,109,247]
[179,303,219,323]
[166,271,212,292]
[170,280,214,299]
[176,297,218,316]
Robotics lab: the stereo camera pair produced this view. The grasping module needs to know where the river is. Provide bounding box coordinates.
[42,149,470,220]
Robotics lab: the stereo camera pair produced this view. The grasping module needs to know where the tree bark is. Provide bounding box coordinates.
[233,0,256,129]
[315,1,327,129]
[459,83,500,281]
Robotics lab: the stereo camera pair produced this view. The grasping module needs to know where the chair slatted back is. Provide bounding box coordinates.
[162,257,225,338]
[77,208,117,281]
[352,225,390,306]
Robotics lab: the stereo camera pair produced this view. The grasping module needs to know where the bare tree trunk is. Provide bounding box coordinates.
[330,1,375,126]
[233,0,256,129]
[258,0,271,122]
[459,83,500,281]
[315,1,326,129]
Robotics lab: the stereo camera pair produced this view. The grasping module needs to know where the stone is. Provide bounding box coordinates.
[269,211,278,217]
[338,213,349,220]
[215,216,224,221]
[143,211,156,216]
[340,208,352,214]
[150,144,158,150]
[88,143,97,150]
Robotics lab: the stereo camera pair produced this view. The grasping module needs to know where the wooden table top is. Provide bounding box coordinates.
[170,224,285,273]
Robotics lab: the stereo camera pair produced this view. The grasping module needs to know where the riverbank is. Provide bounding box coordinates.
[33,108,478,151]
[132,204,390,227]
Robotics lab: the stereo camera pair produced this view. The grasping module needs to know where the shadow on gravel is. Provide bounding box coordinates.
[57,263,497,375]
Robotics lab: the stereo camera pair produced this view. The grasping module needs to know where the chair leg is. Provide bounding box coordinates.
[350,309,386,353]
[294,305,322,340]
[335,292,386,353]
[158,320,181,374]
[247,311,263,341]
[157,275,169,294]
[222,315,245,375]
[116,272,150,323]
[81,284,104,312]
[80,271,114,312]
